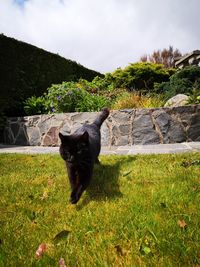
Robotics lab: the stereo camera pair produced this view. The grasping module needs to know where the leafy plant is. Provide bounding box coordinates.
[188,89,200,105]
[42,81,109,113]
[187,85,200,105]
[24,96,46,115]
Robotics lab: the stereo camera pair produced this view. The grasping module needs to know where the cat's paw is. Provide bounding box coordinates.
[70,196,78,204]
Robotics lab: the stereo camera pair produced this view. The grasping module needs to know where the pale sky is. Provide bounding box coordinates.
[0,0,199,73]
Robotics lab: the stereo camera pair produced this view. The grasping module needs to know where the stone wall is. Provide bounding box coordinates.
[3,105,200,146]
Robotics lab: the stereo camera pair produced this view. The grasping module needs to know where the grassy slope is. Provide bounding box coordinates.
[0,153,199,266]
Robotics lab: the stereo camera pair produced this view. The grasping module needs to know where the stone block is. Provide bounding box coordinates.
[37,115,53,134]
[133,129,160,145]
[27,127,41,146]
[15,127,29,145]
[165,121,186,143]
[111,110,133,123]
[4,127,14,144]
[101,123,110,146]
[71,112,97,123]
[60,123,71,135]
[187,115,200,141]
[152,110,171,135]
[132,110,160,144]
[27,116,41,127]
[10,123,20,139]
[42,126,60,146]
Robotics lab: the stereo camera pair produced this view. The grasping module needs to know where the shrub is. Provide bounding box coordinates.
[24,96,46,115]
[45,81,110,113]
[110,62,174,92]
[24,81,110,115]
[78,76,126,103]
[156,65,200,99]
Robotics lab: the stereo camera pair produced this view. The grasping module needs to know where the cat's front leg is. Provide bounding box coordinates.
[72,169,93,204]
[66,163,79,203]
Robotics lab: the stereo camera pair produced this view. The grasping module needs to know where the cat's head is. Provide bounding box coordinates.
[59,131,89,163]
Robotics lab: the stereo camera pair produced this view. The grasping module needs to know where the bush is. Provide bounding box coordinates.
[44,81,110,113]
[156,65,200,99]
[110,62,174,92]
[24,81,110,114]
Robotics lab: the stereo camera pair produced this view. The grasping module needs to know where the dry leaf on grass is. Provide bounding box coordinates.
[35,243,46,258]
[178,219,187,229]
[59,258,67,267]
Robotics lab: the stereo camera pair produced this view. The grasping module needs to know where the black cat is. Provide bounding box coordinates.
[59,108,109,204]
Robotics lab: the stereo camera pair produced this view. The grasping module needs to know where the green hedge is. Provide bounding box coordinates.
[0,34,102,116]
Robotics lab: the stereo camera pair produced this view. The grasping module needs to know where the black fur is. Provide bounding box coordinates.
[59,108,109,204]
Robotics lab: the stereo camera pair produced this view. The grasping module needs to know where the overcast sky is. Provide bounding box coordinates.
[0,0,199,73]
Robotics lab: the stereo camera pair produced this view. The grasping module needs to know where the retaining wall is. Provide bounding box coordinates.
[3,105,200,146]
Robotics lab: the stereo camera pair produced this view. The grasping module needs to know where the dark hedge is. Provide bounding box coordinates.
[0,34,102,116]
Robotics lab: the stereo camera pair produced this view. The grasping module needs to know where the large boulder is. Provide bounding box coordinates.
[164,94,189,107]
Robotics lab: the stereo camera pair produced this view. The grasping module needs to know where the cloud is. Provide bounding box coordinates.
[0,0,200,73]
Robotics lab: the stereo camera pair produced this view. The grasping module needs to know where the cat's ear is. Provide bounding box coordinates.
[80,131,89,143]
[59,132,69,143]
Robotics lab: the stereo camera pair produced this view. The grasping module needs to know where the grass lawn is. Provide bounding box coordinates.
[0,152,200,267]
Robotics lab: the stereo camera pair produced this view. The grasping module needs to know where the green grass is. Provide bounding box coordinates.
[0,153,200,267]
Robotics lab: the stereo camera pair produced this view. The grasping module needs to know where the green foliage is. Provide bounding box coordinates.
[43,82,85,113]
[24,96,46,115]
[24,81,110,114]
[0,153,200,266]
[0,34,102,116]
[24,76,127,115]
[187,86,200,105]
[78,76,125,102]
[156,65,200,99]
[110,62,174,92]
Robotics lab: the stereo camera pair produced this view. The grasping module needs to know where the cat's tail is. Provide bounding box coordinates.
[93,107,110,128]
